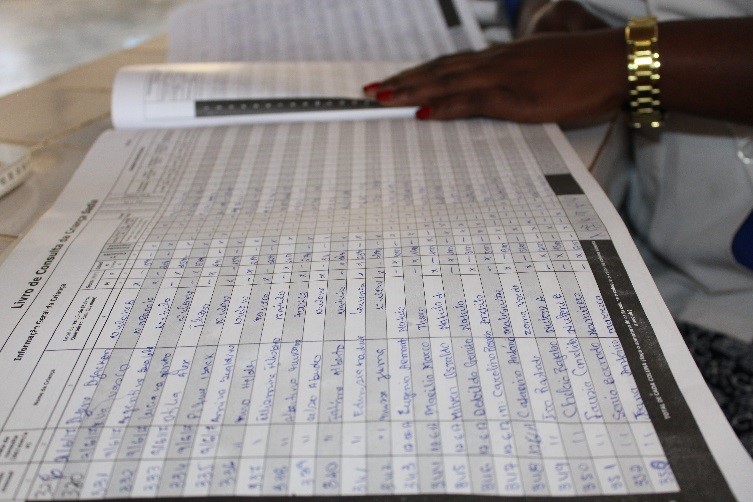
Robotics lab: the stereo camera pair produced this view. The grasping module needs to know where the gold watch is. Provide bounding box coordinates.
[625,16,663,129]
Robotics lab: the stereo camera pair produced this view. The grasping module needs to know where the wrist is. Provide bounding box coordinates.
[580,28,630,119]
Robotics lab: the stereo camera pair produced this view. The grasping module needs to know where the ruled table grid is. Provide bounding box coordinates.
[2,121,678,499]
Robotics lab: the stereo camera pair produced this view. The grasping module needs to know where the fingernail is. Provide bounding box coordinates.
[375,89,393,102]
[416,106,432,120]
[362,82,382,95]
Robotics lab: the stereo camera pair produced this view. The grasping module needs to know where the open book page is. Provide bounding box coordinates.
[112,62,417,129]
[167,0,488,63]
[0,119,750,500]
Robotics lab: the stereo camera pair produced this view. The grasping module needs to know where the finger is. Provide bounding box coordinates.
[416,87,520,121]
[364,50,489,98]
[362,81,382,97]
[384,65,508,107]
[383,51,486,89]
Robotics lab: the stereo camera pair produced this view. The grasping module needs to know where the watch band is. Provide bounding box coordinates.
[625,16,663,129]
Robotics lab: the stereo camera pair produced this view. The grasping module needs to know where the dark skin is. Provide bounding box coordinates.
[364,1,753,127]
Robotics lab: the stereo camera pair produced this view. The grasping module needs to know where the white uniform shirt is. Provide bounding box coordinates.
[580,0,752,23]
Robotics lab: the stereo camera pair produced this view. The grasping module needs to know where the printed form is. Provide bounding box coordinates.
[0,120,750,500]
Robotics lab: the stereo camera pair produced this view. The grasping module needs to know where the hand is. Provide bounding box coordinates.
[366,16,753,126]
[364,28,627,125]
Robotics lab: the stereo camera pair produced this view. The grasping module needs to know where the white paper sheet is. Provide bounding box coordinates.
[167,0,488,63]
[112,62,417,129]
[0,120,750,500]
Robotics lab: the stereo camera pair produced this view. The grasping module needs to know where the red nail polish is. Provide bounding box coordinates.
[375,89,393,102]
[362,82,382,94]
[416,106,432,120]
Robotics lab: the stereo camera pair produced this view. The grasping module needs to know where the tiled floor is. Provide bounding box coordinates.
[0,0,195,97]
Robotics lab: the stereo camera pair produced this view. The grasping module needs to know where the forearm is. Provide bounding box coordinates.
[550,16,753,125]
[364,16,753,126]
[659,17,753,125]
[517,6,753,125]
[524,10,753,124]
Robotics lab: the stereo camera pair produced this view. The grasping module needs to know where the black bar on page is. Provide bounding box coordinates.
[438,0,461,27]
[545,174,583,195]
[582,238,734,500]
[195,98,382,117]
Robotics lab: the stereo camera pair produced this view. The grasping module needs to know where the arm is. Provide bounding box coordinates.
[658,17,753,126]
[365,13,753,126]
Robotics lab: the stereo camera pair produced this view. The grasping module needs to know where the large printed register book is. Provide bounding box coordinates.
[0,0,751,500]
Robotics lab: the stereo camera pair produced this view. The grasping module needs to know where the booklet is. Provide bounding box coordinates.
[112,62,418,129]
[113,0,488,130]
